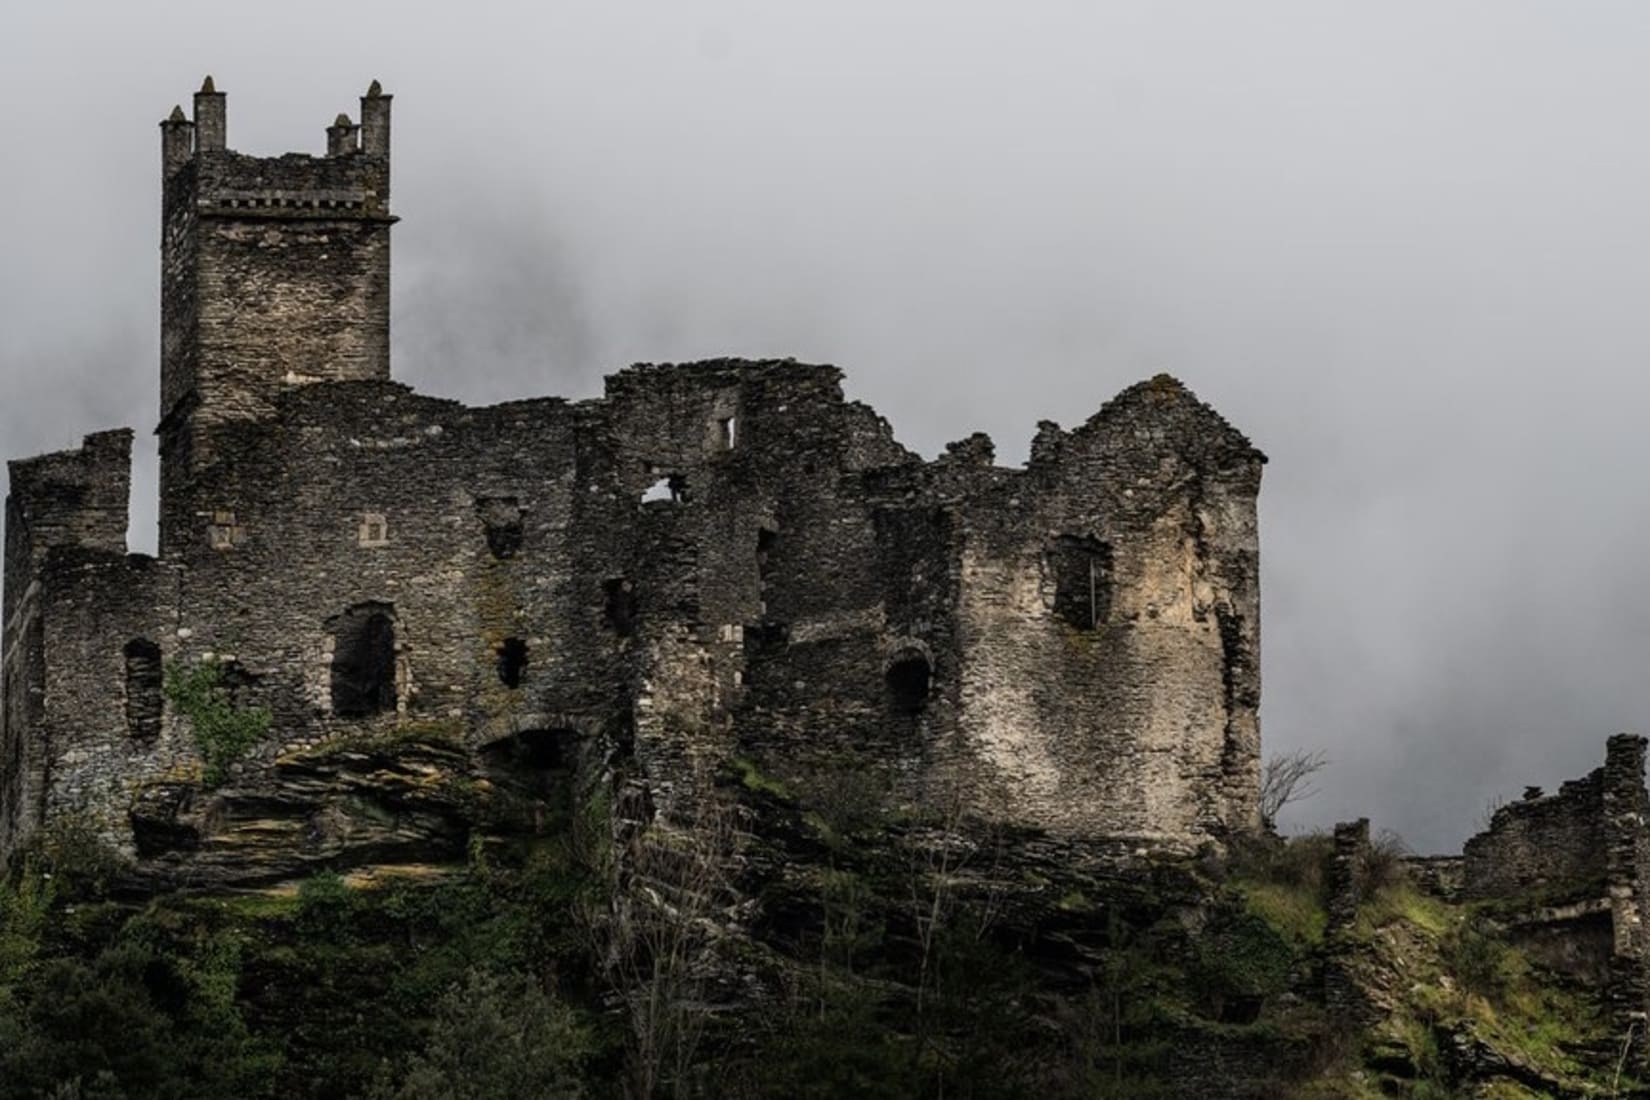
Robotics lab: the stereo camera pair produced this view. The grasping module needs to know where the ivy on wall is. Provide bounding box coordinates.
[163,658,272,786]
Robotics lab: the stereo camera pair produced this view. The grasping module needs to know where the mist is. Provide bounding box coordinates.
[5,1,1650,852]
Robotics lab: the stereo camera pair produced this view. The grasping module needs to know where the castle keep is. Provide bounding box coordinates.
[0,80,1266,882]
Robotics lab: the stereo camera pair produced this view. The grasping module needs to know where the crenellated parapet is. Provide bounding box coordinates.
[158,77,396,556]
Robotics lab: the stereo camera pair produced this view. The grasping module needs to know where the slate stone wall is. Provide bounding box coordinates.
[0,82,1267,875]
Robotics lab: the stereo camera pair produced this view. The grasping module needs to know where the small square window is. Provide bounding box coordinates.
[358,513,389,547]
[208,510,244,550]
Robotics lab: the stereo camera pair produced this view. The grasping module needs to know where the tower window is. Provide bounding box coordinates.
[886,650,931,716]
[604,578,637,636]
[497,637,529,688]
[1050,535,1112,631]
[630,471,683,511]
[208,510,244,550]
[330,603,397,717]
[124,639,163,740]
[640,471,688,504]
[717,416,738,449]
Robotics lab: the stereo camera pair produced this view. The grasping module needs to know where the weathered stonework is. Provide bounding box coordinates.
[0,80,1267,884]
[1324,817,1370,1025]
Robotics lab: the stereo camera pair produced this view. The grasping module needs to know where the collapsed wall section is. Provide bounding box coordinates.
[1464,772,1608,901]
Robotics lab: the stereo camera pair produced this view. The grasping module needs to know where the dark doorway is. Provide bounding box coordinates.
[330,603,397,718]
[886,651,932,716]
[497,637,529,688]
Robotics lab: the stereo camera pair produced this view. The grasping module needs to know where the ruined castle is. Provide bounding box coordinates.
[0,80,1266,881]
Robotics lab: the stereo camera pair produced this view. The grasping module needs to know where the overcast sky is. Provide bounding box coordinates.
[5,1,1650,852]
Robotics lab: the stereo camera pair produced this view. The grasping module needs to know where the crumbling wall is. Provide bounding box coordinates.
[1324,818,1370,1024]
[5,363,1268,871]
[1464,772,1608,901]
[1,431,135,864]
[951,376,1265,847]
[1461,735,1650,1037]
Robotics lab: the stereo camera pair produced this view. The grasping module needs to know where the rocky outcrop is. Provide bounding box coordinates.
[123,730,583,888]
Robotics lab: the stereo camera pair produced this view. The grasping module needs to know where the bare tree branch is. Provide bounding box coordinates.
[1259,749,1329,829]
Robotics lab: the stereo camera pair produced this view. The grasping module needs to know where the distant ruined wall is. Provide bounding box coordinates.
[1463,771,1609,901]
[1461,735,1650,1038]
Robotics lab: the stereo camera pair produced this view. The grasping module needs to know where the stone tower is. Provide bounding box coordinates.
[157,78,395,555]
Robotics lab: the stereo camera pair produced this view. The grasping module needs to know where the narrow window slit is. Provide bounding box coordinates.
[604,578,637,636]
[497,637,529,688]
[886,650,931,716]
[124,639,163,740]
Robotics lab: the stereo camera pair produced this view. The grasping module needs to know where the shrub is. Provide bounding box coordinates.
[26,816,127,900]
[1359,829,1412,902]
[1441,922,1518,1000]
[295,870,358,940]
[369,968,589,1100]
[1229,831,1333,893]
[0,860,55,1000]
[1194,909,1296,1019]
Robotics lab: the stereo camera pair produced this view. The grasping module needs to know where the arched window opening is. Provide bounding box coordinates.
[497,637,529,688]
[1050,535,1113,631]
[477,496,524,560]
[886,651,931,716]
[124,639,163,740]
[330,603,397,718]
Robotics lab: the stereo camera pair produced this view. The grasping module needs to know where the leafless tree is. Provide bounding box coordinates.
[595,779,744,1100]
[1260,749,1329,829]
[905,783,1009,1077]
[1475,793,1508,833]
